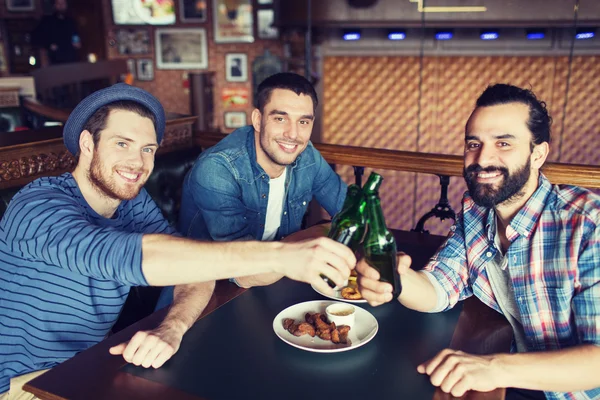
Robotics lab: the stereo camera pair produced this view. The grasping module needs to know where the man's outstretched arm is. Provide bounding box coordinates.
[109,281,215,368]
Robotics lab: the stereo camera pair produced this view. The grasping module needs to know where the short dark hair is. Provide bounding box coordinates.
[82,100,156,147]
[255,72,318,113]
[474,84,551,145]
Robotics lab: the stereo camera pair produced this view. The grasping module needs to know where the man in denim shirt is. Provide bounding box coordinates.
[156,73,346,304]
[358,84,600,400]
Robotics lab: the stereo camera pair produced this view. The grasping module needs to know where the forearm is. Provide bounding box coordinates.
[397,270,441,312]
[142,234,282,286]
[496,344,600,392]
[160,282,216,334]
[234,273,283,288]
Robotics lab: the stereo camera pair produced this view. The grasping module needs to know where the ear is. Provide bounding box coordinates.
[78,130,95,158]
[251,108,262,133]
[531,142,549,170]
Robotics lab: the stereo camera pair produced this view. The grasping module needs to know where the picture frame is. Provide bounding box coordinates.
[224,111,247,129]
[225,53,248,82]
[213,0,254,43]
[136,58,154,81]
[6,0,35,12]
[179,0,206,23]
[111,0,176,25]
[155,28,208,69]
[126,59,136,79]
[115,28,151,55]
[257,9,278,39]
[222,87,249,108]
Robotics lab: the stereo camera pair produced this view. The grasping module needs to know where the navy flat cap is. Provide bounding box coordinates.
[63,83,166,155]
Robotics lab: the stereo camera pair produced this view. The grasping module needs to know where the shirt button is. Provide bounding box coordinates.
[302,201,306,205]
[262,175,266,179]
[512,255,517,263]
[486,251,493,258]
[262,194,266,199]
[283,211,287,215]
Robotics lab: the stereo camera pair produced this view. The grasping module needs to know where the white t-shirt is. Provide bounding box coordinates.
[261,169,287,241]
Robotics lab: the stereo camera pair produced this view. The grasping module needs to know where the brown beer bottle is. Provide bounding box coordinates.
[362,173,402,298]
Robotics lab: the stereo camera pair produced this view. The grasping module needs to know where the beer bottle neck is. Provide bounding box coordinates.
[365,194,387,233]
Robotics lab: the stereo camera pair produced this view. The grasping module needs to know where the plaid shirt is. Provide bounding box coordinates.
[424,174,600,400]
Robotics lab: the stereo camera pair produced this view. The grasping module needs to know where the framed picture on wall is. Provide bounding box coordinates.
[155,28,208,69]
[111,0,176,25]
[115,28,151,55]
[136,58,154,81]
[213,0,254,43]
[224,111,247,129]
[257,9,278,39]
[126,59,136,79]
[225,53,247,82]
[179,0,206,22]
[6,0,35,12]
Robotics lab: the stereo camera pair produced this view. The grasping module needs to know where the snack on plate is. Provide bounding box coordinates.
[282,312,351,344]
[340,281,362,300]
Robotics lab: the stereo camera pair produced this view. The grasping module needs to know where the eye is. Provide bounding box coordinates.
[274,116,285,122]
[300,119,312,125]
[466,142,480,150]
[498,141,510,147]
[142,147,154,154]
[117,141,127,148]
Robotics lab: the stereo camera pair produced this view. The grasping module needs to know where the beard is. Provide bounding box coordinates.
[258,119,305,167]
[88,151,145,202]
[463,158,531,208]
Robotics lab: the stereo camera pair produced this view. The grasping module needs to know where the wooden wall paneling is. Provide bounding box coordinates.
[557,56,600,165]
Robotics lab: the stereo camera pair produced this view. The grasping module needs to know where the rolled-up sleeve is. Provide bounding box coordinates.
[422,213,473,311]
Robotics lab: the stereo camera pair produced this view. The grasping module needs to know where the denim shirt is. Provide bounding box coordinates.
[178,125,347,241]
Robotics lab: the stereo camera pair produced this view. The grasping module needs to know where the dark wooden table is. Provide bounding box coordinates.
[24,230,512,400]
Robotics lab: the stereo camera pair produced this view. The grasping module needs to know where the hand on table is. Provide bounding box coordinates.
[418,349,504,397]
[109,322,184,369]
[356,252,412,306]
[277,236,356,296]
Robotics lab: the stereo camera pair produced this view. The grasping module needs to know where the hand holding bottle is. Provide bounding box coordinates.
[356,252,413,307]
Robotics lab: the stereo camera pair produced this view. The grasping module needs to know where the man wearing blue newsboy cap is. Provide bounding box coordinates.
[0,83,355,399]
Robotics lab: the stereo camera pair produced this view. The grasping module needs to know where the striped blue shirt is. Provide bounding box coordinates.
[0,173,175,393]
[424,174,600,400]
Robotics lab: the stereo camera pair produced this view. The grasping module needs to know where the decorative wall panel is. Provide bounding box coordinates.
[324,55,600,234]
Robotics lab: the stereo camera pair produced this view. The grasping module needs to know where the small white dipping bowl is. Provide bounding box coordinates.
[325,303,355,328]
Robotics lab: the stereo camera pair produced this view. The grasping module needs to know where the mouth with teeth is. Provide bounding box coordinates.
[476,170,503,182]
[116,169,142,183]
[276,140,300,154]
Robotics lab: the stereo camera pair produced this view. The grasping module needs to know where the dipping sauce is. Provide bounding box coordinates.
[330,309,353,316]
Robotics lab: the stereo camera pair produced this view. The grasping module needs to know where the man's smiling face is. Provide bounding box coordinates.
[88,109,158,201]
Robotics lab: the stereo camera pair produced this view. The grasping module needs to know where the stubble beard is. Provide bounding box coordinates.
[259,119,304,167]
[88,151,143,202]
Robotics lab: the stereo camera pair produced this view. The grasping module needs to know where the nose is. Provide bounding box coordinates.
[126,149,144,169]
[283,121,298,141]
[475,143,497,167]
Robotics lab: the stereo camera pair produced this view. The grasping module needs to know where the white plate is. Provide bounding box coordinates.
[272,300,378,353]
[311,283,368,304]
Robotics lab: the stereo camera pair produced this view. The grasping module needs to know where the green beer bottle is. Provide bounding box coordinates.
[328,184,366,254]
[362,173,402,298]
[322,184,367,288]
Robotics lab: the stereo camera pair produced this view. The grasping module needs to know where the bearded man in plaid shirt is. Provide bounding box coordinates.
[358,84,600,400]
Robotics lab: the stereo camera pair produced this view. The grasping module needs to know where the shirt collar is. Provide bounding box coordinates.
[507,173,551,240]
[484,173,551,241]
